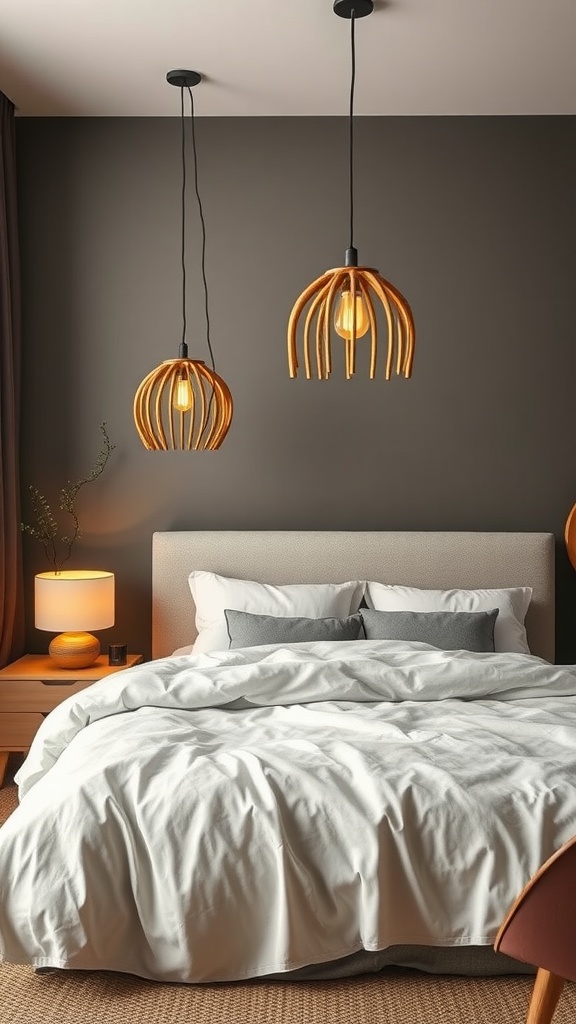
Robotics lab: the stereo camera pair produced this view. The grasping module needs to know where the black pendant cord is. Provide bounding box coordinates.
[186,85,217,375]
[177,84,216,376]
[179,87,187,354]
[348,11,356,255]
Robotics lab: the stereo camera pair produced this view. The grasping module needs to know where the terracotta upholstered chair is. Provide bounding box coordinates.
[494,833,576,1024]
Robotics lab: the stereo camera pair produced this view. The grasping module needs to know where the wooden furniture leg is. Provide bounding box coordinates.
[527,968,565,1024]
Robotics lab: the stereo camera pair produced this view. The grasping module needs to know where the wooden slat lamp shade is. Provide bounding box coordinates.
[287,265,415,381]
[133,358,233,451]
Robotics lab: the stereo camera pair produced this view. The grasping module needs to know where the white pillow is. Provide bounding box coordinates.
[364,583,533,654]
[188,572,366,654]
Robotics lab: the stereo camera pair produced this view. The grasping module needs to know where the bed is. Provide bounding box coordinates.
[2,529,576,985]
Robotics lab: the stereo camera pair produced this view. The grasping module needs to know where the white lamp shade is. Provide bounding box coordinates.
[35,570,115,632]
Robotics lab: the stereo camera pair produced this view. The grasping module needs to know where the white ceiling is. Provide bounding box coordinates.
[1,0,575,118]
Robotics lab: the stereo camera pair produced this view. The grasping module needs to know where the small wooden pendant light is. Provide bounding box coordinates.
[287,1,415,381]
[134,70,233,451]
[134,358,232,451]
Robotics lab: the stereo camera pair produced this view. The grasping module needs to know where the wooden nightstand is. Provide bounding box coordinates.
[0,653,143,787]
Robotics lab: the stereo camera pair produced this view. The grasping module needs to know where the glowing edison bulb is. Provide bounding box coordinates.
[173,376,193,412]
[334,290,370,340]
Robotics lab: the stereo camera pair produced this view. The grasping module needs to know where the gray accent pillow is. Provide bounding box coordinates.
[224,610,365,649]
[360,608,499,652]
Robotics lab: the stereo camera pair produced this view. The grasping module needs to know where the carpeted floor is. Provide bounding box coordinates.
[5,960,576,1024]
[1,773,575,1024]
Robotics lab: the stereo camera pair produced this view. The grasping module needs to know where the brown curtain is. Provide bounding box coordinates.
[0,91,24,666]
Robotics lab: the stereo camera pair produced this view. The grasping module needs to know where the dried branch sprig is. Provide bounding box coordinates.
[21,422,115,573]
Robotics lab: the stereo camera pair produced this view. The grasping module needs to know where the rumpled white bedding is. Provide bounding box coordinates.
[2,639,576,983]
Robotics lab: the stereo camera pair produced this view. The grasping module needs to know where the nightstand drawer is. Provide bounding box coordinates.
[0,678,94,713]
[0,654,143,784]
[0,713,45,750]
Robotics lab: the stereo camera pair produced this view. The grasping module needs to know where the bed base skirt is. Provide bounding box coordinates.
[266,945,533,981]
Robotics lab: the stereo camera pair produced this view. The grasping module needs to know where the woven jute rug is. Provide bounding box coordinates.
[1,779,575,1024]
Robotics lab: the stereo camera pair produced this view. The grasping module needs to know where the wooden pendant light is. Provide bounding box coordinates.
[134,358,233,451]
[134,70,233,451]
[288,262,414,380]
[288,1,415,381]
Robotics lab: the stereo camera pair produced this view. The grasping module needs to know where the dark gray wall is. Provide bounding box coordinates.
[15,116,576,661]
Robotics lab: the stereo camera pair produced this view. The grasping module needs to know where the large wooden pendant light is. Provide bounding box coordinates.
[134,70,233,451]
[287,0,415,381]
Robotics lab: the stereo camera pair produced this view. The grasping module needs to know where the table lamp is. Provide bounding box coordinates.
[35,570,115,669]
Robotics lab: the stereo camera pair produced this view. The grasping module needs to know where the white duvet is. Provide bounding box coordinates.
[2,639,576,983]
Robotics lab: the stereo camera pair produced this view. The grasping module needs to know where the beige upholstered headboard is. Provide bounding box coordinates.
[152,531,555,662]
